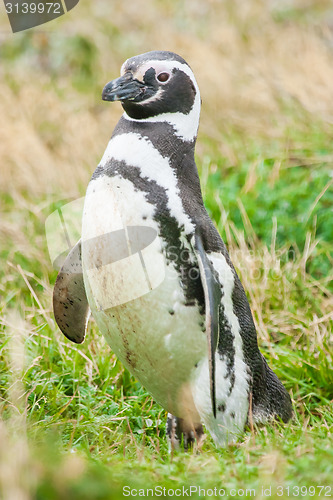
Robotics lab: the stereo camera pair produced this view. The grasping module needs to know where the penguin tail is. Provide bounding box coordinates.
[251,354,293,424]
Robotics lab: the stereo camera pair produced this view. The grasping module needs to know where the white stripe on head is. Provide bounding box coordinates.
[122,60,201,142]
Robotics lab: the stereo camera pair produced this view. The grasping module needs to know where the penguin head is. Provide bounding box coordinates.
[102,51,201,140]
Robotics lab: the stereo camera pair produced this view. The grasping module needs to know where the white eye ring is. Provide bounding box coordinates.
[156,72,170,83]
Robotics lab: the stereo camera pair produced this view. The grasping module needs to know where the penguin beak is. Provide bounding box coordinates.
[102,73,145,102]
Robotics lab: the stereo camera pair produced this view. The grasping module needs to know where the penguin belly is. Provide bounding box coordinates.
[81,174,207,421]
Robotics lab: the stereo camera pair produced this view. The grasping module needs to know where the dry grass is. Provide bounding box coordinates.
[0,0,333,196]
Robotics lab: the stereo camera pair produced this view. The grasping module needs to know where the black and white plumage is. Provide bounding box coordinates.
[53,50,292,447]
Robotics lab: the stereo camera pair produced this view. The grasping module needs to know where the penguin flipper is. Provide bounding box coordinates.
[53,240,90,344]
[194,231,222,418]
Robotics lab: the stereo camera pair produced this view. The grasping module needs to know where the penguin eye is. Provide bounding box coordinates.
[157,72,170,83]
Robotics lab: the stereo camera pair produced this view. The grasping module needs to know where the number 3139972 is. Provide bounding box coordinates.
[277,486,331,496]
[5,3,61,14]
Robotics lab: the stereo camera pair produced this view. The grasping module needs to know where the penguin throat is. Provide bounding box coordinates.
[122,99,200,143]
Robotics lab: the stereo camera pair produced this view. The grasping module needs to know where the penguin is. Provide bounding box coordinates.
[53,50,292,448]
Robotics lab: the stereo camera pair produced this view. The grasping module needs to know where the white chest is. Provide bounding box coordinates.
[81,174,206,419]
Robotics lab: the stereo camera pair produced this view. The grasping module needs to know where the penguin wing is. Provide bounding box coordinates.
[194,230,222,418]
[53,240,90,344]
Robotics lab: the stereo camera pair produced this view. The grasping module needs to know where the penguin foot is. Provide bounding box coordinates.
[166,413,204,451]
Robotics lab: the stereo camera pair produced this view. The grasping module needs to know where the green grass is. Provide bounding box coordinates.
[1,1,333,498]
[1,155,332,498]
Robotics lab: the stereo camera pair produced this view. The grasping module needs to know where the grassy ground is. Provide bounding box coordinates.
[0,1,332,498]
